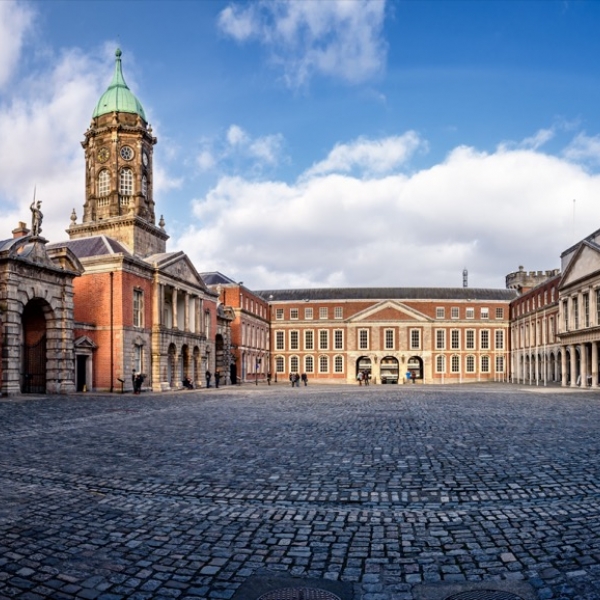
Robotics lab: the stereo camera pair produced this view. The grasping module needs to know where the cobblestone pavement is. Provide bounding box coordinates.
[1,383,600,600]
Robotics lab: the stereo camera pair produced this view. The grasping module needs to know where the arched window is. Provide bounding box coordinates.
[119,168,133,195]
[319,355,329,373]
[304,355,314,373]
[97,170,110,196]
[142,175,148,197]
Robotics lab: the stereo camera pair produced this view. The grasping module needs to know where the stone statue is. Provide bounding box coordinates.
[30,199,43,237]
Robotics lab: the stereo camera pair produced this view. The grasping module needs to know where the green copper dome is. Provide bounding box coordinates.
[92,48,146,120]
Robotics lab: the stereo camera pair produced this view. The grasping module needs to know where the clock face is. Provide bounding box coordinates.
[120,146,134,161]
[97,147,109,163]
[142,151,149,166]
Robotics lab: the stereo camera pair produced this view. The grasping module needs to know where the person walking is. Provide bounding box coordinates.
[301,373,308,386]
[215,370,221,388]
[205,370,212,388]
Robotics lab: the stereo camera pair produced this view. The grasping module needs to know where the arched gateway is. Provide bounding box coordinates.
[0,228,82,395]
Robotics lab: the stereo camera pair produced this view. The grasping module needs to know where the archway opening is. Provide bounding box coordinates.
[356,356,372,381]
[22,300,48,393]
[407,356,423,381]
[380,356,399,384]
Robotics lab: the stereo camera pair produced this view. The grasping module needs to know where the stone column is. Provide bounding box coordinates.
[183,291,190,332]
[581,343,588,387]
[561,347,568,387]
[570,345,577,387]
[172,287,178,330]
[592,341,599,387]
[153,281,162,327]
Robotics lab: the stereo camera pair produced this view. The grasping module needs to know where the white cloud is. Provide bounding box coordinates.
[563,132,600,165]
[0,1,34,90]
[305,132,426,177]
[196,124,285,173]
[218,0,388,86]
[175,135,600,290]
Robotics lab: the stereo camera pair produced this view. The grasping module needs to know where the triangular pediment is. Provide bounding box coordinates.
[149,251,208,290]
[560,242,600,290]
[350,300,429,323]
[74,335,97,349]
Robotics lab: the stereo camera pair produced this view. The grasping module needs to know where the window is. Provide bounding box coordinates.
[304,330,314,350]
[584,293,590,328]
[384,329,395,350]
[142,175,148,197]
[551,288,556,303]
[319,330,329,350]
[334,329,344,350]
[133,289,144,328]
[334,306,343,319]
[275,331,285,351]
[305,355,314,373]
[290,308,299,320]
[359,329,369,350]
[549,316,555,343]
[436,355,446,373]
[574,297,579,330]
[480,307,489,320]
[451,355,460,373]
[319,307,328,319]
[435,329,445,350]
[466,308,474,320]
[276,308,284,320]
[480,330,490,350]
[119,168,133,195]
[451,307,459,319]
[495,307,504,319]
[410,329,421,350]
[465,329,475,350]
[481,355,490,373]
[134,344,143,374]
[466,355,476,373]
[290,330,299,350]
[564,300,569,331]
[451,329,460,350]
[334,355,344,373]
[305,307,313,320]
[319,355,329,373]
[436,307,445,319]
[275,356,285,373]
[495,329,504,350]
[495,355,505,373]
[98,170,110,196]
[290,356,299,373]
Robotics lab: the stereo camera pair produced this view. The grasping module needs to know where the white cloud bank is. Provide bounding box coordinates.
[218,0,387,87]
[177,135,600,290]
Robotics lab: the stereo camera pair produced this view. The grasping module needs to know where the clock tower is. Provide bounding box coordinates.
[69,48,168,257]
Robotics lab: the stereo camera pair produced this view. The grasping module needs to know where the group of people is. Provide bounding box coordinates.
[356,370,371,385]
[289,373,308,387]
[205,370,222,388]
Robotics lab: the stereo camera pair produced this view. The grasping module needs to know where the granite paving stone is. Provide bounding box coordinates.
[1,384,600,598]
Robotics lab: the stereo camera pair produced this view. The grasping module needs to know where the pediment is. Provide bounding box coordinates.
[74,335,97,349]
[351,300,429,323]
[153,252,207,290]
[560,242,600,289]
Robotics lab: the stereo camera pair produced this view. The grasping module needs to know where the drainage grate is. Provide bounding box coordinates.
[445,592,524,600]
[257,588,342,600]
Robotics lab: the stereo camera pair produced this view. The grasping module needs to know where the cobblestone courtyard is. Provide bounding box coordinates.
[1,384,600,600]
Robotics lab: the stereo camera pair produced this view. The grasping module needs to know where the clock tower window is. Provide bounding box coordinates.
[119,168,133,195]
[97,170,110,196]
[142,175,148,197]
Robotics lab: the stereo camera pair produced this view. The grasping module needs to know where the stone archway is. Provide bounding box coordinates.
[167,343,177,388]
[356,356,372,379]
[407,355,423,381]
[380,356,399,384]
[21,299,49,393]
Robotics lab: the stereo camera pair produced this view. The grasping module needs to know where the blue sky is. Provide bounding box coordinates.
[2,0,600,290]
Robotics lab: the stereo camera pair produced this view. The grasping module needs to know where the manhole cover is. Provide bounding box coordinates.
[257,588,342,600]
[445,592,524,600]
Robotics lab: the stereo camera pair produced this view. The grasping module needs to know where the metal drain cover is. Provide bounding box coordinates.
[445,592,524,600]
[257,588,342,600]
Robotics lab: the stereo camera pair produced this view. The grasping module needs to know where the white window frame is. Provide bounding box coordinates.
[304,330,314,351]
[358,328,369,350]
[290,308,299,320]
[319,355,329,373]
[98,169,110,196]
[319,307,328,320]
[334,355,344,373]
[436,355,446,373]
[275,330,285,351]
[276,308,284,320]
[436,307,445,319]
[319,330,329,350]
[435,329,446,350]
[304,307,313,320]
[133,289,144,328]
[334,329,344,350]
[289,330,299,351]
[334,306,343,319]
[410,329,421,350]
[384,328,395,350]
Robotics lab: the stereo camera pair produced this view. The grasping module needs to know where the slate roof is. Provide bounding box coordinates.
[255,287,518,302]
[48,236,132,259]
[200,272,238,286]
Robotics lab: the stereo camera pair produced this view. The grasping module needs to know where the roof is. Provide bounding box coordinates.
[48,236,132,259]
[92,49,146,120]
[255,287,518,302]
[200,271,238,286]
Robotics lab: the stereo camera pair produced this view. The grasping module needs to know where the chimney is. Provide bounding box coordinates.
[12,222,30,238]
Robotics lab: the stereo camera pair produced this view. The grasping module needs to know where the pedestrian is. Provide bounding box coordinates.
[405,370,411,385]
[215,370,221,388]
[364,371,370,386]
[267,372,272,385]
[205,370,212,388]
[357,371,363,386]
[411,370,416,384]
[290,373,294,387]
[134,373,144,394]
[301,373,308,386]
